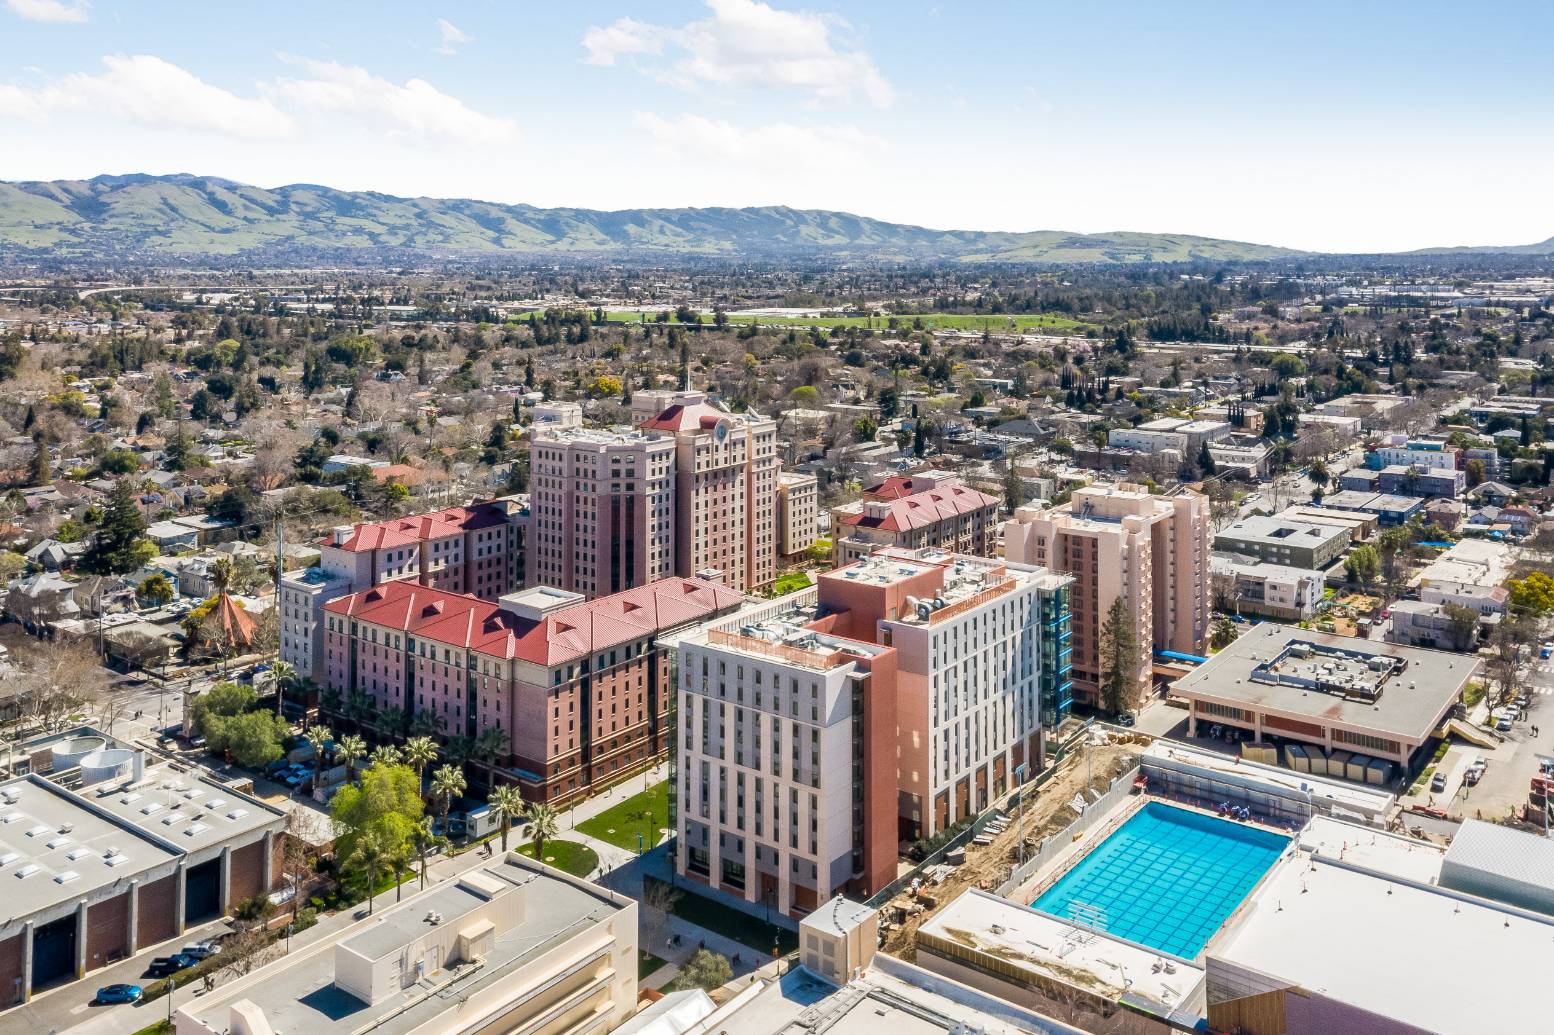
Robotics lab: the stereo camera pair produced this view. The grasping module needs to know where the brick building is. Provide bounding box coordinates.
[321,577,744,803]
[830,471,1001,566]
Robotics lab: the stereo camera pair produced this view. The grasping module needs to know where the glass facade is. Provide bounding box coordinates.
[1038,582,1074,727]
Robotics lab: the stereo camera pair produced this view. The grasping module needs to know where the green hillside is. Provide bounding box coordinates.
[0,173,1303,264]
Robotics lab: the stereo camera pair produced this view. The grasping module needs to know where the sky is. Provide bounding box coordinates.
[1,0,1551,253]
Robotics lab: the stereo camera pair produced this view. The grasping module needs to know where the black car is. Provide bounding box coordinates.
[146,952,199,978]
[1116,712,1136,728]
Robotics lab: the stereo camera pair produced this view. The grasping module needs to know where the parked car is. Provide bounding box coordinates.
[1496,715,1514,733]
[1116,711,1136,728]
[1541,643,1552,659]
[95,983,142,1004]
[1430,771,1448,793]
[182,941,221,960]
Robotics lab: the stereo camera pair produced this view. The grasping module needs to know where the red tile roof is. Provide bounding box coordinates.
[327,502,512,552]
[323,577,744,667]
[837,483,1000,533]
[637,400,728,432]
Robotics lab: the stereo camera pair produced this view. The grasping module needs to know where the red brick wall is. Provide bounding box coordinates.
[228,841,264,907]
[136,873,178,949]
[85,893,130,971]
[0,932,22,1005]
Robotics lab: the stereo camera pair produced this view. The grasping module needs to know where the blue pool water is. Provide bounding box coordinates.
[1031,802,1289,959]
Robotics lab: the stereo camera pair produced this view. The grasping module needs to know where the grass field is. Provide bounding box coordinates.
[638,951,670,980]
[771,570,812,595]
[604,310,1092,333]
[577,781,670,852]
[516,839,599,877]
[648,875,799,955]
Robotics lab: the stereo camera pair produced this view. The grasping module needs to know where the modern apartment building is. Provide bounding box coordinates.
[830,471,1000,565]
[526,424,676,598]
[280,500,528,684]
[321,577,744,803]
[176,854,639,1035]
[1210,554,1324,622]
[1004,483,1209,708]
[1214,514,1351,570]
[635,390,780,594]
[776,471,820,559]
[675,548,1072,920]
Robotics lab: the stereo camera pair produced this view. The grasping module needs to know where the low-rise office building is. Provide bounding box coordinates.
[1378,463,1465,499]
[1318,490,1424,527]
[1210,554,1324,622]
[1172,624,1477,769]
[1415,539,1514,616]
[831,471,1000,565]
[1213,515,1351,571]
[1386,599,1491,651]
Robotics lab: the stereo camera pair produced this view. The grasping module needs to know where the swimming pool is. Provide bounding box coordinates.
[1031,802,1289,959]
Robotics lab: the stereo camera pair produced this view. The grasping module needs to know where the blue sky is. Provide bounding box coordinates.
[2,0,1551,252]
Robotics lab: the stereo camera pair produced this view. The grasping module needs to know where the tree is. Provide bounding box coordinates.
[371,744,402,768]
[1508,571,1554,615]
[851,416,878,443]
[489,785,525,851]
[1099,596,1138,715]
[26,436,49,487]
[411,816,444,891]
[138,574,174,607]
[331,762,424,867]
[1210,617,1239,651]
[404,736,438,790]
[306,725,333,793]
[80,477,153,575]
[1002,462,1024,515]
[221,712,290,768]
[524,801,560,865]
[431,764,466,838]
[337,734,367,783]
[669,949,733,992]
[348,830,388,915]
[1344,544,1380,591]
[1442,603,1480,652]
[1465,458,1486,488]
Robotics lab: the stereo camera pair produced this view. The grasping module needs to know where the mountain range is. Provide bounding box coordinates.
[0,174,1549,264]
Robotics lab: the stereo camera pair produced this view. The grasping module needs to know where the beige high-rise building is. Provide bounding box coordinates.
[1003,483,1209,708]
[635,389,779,593]
[777,471,819,558]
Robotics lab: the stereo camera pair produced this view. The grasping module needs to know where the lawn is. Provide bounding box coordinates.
[648,875,798,955]
[604,310,1092,333]
[578,781,670,852]
[638,950,669,980]
[132,1023,172,1035]
[771,571,812,596]
[516,839,599,877]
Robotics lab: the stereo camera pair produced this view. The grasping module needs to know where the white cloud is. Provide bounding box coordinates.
[268,59,516,144]
[585,0,893,107]
[0,54,292,138]
[6,0,88,23]
[436,18,473,56]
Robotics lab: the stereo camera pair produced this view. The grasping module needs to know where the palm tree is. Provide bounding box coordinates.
[431,765,466,840]
[475,726,509,771]
[489,785,525,852]
[377,704,405,736]
[404,736,438,790]
[210,557,234,594]
[388,842,412,903]
[370,744,402,769]
[337,734,366,782]
[444,735,475,774]
[409,710,443,738]
[271,660,295,717]
[305,725,332,791]
[524,802,560,866]
[348,830,387,915]
[344,690,372,733]
[411,816,444,891]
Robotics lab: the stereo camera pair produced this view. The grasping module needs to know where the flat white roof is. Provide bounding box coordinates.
[1296,816,1444,885]
[1211,853,1554,1035]
[920,889,1203,1016]
[1141,741,1395,818]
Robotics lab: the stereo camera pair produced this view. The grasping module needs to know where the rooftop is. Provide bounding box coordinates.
[325,576,745,666]
[1210,849,1554,1035]
[920,889,1204,1020]
[1171,624,1476,742]
[183,857,628,1035]
[1215,515,1348,548]
[703,613,888,672]
[327,501,518,552]
[82,759,286,855]
[1416,538,1515,590]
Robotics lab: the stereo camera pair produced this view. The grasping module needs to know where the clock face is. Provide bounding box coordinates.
[715,421,728,442]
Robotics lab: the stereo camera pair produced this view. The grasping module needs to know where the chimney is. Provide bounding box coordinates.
[695,568,725,585]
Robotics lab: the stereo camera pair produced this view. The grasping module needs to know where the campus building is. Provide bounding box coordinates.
[176,854,639,1035]
[0,732,286,1005]
[1172,624,1477,769]
[776,472,820,560]
[831,471,1000,566]
[675,548,1072,920]
[635,389,781,594]
[526,425,677,598]
[281,500,528,683]
[1003,484,1209,708]
[321,577,744,803]
[1213,514,1350,570]
[1210,554,1324,622]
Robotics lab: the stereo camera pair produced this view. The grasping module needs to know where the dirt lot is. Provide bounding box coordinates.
[882,738,1144,960]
